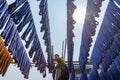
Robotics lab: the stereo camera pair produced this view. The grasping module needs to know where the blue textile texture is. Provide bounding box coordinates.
[0,0,31,78]
[38,0,54,73]
[79,0,104,80]
[8,0,47,77]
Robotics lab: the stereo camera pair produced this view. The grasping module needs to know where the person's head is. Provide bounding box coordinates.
[55,54,59,59]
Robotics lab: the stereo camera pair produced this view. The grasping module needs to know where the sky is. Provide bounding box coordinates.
[0,0,108,80]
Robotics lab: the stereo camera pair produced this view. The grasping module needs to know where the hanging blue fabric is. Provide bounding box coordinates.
[4,25,16,46]
[114,56,120,73]
[88,68,100,80]
[90,0,119,77]
[101,33,120,71]
[0,0,31,78]
[99,71,112,80]
[38,0,54,73]
[10,2,30,24]
[9,29,31,79]
[25,27,36,48]
[67,0,76,74]
[52,70,56,80]
[29,35,47,74]
[42,70,46,78]
[8,0,26,14]
[29,35,39,58]
[21,20,33,40]
[108,61,120,80]
[70,66,76,80]
[0,1,7,15]
[0,10,10,29]
[101,38,120,72]
[92,0,120,72]
[8,31,18,55]
[33,45,46,74]
[17,10,32,32]
[8,0,47,77]
[1,18,13,40]
[79,0,104,80]
[80,71,88,80]
[90,0,120,80]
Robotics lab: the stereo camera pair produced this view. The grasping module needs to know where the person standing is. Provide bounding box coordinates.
[53,54,69,80]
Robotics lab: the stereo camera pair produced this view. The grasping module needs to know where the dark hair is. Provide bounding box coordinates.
[55,54,59,57]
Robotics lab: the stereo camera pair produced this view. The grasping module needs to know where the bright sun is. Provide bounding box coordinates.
[73,6,86,24]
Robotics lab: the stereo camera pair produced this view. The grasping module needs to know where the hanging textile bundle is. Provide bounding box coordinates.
[0,36,13,76]
[90,1,120,78]
[90,0,120,80]
[0,0,31,78]
[115,56,120,72]
[0,2,9,29]
[103,55,120,80]
[70,66,76,80]
[38,0,54,73]
[88,68,100,80]
[31,36,47,76]
[7,0,47,76]
[67,0,76,74]
[99,71,112,80]
[100,49,120,79]
[101,34,120,72]
[79,71,88,80]
[8,1,35,44]
[79,0,104,80]
[104,60,120,80]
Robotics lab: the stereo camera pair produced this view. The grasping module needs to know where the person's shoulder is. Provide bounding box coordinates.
[56,57,62,61]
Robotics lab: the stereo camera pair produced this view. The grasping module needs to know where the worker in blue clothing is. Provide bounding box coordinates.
[53,54,69,80]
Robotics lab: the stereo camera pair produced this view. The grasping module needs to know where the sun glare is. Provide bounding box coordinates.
[73,6,86,24]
